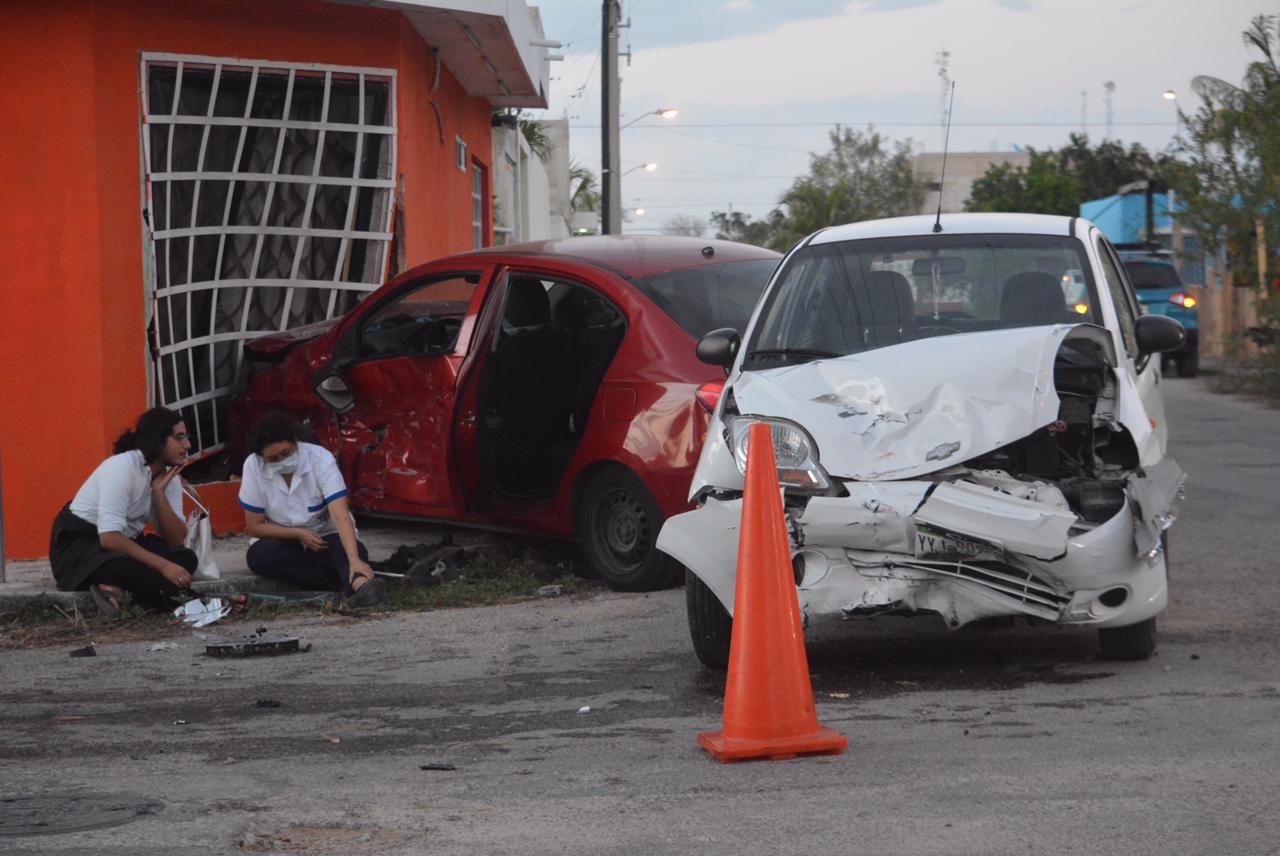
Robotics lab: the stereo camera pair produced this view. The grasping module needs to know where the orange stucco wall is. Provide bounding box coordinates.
[0,0,494,558]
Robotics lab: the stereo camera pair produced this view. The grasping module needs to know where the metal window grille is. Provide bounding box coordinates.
[140,53,397,459]
[471,163,486,249]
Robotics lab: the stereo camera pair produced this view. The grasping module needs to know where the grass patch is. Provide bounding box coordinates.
[1,534,608,649]
[1206,355,1280,406]
[380,534,602,609]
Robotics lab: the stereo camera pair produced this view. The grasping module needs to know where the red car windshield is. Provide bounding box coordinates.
[631,259,778,339]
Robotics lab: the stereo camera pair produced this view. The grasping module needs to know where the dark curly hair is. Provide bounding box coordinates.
[113,407,183,464]
[249,412,304,456]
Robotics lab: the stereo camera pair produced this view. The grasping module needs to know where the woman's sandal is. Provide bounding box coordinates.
[89,584,124,619]
[348,575,386,608]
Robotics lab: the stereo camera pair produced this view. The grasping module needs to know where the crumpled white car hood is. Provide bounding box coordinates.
[732,325,1114,481]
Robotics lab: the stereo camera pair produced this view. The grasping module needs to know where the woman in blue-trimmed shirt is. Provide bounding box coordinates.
[238,414,383,606]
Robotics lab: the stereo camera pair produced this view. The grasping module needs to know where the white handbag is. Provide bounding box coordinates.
[182,483,222,581]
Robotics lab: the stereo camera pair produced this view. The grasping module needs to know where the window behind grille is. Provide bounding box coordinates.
[140,54,397,460]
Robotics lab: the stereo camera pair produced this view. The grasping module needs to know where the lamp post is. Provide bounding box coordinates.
[602,101,677,234]
[621,107,677,131]
[1162,89,1180,138]
[612,165,656,232]
[622,162,658,178]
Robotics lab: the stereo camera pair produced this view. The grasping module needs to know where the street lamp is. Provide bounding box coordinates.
[621,107,678,130]
[604,109,677,234]
[1162,89,1181,144]
[620,162,658,178]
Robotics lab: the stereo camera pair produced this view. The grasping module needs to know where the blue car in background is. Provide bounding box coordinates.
[1118,249,1199,377]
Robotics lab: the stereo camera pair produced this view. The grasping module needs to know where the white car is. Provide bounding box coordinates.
[658,213,1187,667]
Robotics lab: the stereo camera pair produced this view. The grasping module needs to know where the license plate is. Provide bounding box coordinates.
[915,528,988,558]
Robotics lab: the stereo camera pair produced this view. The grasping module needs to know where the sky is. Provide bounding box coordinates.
[527,0,1267,234]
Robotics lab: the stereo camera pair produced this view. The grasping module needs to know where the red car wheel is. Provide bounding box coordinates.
[577,466,683,592]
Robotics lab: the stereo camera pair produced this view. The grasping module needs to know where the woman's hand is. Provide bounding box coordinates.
[349,558,376,590]
[158,560,193,590]
[152,461,185,495]
[297,529,329,551]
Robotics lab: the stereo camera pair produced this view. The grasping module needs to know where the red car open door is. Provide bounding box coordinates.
[324,269,491,518]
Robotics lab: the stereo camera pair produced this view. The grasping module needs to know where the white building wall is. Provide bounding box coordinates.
[521,145,558,239]
[915,151,1032,214]
[540,118,574,236]
[491,117,565,243]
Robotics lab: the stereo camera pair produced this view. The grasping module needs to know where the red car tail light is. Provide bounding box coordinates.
[1169,291,1197,309]
[695,381,724,413]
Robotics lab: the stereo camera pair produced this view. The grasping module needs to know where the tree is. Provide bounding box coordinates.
[966,150,1081,215]
[493,109,553,162]
[1058,133,1162,201]
[965,135,1166,216]
[709,126,923,252]
[518,116,552,162]
[770,126,924,250]
[710,209,782,246]
[1167,14,1280,296]
[568,162,600,214]
[662,215,707,237]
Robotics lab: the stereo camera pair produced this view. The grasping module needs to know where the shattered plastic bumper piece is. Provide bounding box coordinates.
[202,628,307,657]
[173,598,231,628]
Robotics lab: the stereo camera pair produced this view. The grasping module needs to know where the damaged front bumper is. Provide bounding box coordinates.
[657,459,1184,631]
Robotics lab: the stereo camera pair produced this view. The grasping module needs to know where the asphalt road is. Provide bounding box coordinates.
[1,376,1278,855]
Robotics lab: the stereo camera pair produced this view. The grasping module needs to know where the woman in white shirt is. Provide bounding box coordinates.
[49,407,198,614]
[238,414,383,607]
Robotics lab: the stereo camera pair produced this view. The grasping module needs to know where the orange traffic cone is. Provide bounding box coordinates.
[698,422,847,763]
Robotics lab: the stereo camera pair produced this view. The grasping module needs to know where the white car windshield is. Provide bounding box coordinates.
[745,234,1100,369]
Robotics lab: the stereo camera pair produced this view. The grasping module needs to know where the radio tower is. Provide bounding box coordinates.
[1080,90,1087,135]
[1103,80,1115,141]
[935,50,950,150]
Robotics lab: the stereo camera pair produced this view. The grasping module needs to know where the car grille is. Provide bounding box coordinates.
[899,558,1070,620]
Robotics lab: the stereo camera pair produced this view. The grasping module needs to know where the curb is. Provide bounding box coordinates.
[0,574,299,619]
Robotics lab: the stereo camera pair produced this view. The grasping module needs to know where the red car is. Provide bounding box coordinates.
[229,236,780,591]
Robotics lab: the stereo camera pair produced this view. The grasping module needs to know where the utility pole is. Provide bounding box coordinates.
[600,0,622,234]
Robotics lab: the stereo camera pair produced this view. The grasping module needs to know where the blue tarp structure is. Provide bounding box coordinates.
[1081,192,1211,284]
[1080,192,1172,245]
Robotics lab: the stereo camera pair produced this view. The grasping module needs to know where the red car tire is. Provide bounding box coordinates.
[576,466,684,592]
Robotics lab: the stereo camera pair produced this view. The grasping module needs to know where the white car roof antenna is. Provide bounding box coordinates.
[932,81,956,236]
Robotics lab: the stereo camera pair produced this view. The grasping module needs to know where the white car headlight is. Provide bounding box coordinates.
[725,416,831,492]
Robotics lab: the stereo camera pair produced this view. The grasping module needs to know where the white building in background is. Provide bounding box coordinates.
[491,116,571,243]
[915,151,1032,214]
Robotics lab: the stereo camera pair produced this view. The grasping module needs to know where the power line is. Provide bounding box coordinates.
[628,177,796,183]
[625,201,780,209]
[653,126,815,153]
[659,165,797,179]
[569,120,1177,129]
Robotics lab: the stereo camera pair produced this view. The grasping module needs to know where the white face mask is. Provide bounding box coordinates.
[268,453,299,476]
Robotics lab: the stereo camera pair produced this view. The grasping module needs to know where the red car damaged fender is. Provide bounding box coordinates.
[229,235,780,591]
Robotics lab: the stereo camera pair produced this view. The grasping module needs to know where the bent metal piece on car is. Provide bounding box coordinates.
[657,213,1187,667]
[229,236,780,592]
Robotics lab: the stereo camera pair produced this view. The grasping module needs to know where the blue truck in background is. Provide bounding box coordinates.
[1116,246,1200,377]
[1081,191,1200,377]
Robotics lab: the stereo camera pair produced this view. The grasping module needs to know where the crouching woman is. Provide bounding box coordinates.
[49,407,198,615]
[238,414,384,607]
